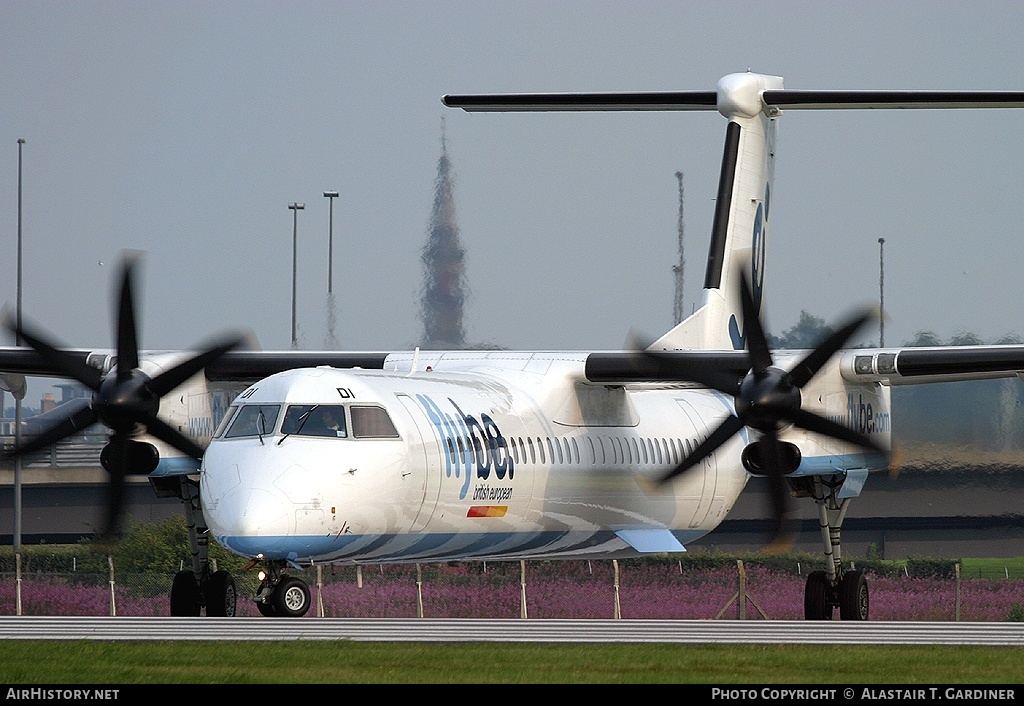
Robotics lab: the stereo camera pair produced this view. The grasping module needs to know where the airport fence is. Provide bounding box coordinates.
[3,558,1024,620]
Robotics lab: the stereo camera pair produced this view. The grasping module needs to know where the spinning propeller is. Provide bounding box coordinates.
[3,254,244,541]
[652,271,887,549]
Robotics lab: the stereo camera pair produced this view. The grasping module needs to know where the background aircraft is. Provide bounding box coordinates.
[3,72,1024,620]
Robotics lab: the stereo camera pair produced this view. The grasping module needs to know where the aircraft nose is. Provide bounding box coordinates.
[208,486,291,540]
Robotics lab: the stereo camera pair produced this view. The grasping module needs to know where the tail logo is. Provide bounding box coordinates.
[729,183,770,350]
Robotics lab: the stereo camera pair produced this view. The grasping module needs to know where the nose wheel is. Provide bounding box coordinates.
[255,563,312,618]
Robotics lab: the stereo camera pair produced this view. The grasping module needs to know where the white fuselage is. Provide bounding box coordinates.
[198,351,889,565]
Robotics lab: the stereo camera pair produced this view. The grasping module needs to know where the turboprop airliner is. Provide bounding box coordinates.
[4,71,1024,621]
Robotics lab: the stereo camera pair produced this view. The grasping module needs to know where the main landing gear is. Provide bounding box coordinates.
[165,477,238,616]
[796,475,870,621]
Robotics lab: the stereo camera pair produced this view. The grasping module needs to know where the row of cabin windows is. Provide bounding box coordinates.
[504,435,699,468]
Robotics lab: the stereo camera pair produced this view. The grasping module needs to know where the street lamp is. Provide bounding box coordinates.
[289,202,305,348]
[323,191,338,295]
[876,237,884,346]
[15,138,25,616]
[878,237,885,347]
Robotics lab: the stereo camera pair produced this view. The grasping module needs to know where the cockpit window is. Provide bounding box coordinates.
[214,406,237,438]
[225,404,281,438]
[282,404,347,438]
[350,405,400,439]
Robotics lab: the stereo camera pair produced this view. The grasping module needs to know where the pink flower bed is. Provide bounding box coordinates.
[3,562,1024,621]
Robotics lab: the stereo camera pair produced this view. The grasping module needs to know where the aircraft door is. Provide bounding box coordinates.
[676,397,718,527]
[396,394,441,532]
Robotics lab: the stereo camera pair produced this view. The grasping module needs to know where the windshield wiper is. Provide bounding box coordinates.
[278,405,318,445]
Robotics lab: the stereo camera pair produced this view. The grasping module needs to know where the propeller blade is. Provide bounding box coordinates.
[7,320,103,390]
[1,399,98,458]
[144,416,206,460]
[738,270,773,374]
[787,309,876,389]
[757,434,799,552]
[146,335,246,398]
[98,434,129,543]
[116,255,141,378]
[786,407,888,454]
[661,414,745,483]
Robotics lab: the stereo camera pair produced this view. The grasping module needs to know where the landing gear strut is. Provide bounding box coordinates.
[165,476,238,617]
[798,475,869,621]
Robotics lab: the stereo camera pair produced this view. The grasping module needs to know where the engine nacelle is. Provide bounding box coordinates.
[100,439,160,476]
[741,439,801,476]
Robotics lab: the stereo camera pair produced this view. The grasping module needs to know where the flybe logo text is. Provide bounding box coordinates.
[417,395,514,500]
[847,393,890,434]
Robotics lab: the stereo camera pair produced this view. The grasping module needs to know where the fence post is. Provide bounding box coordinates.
[613,560,621,619]
[416,563,424,618]
[316,564,324,618]
[519,560,528,619]
[108,556,116,617]
[955,563,961,622]
[15,552,22,617]
[737,560,746,621]
[357,565,363,589]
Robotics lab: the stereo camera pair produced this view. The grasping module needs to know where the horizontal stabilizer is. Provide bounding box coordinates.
[444,91,718,112]
[762,90,1024,110]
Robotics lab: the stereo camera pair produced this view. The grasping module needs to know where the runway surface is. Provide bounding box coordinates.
[1,617,1022,645]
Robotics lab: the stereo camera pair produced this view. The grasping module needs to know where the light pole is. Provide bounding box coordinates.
[324,191,338,295]
[289,202,305,348]
[878,237,885,347]
[15,138,24,616]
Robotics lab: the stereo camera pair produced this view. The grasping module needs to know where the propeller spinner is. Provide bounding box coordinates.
[2,254,244,541]
[654,271,887,550]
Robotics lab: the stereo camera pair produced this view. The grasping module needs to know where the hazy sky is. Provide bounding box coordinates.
[3,1,1024,401]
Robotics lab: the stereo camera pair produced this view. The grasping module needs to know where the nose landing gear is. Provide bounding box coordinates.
[254,561,312,618]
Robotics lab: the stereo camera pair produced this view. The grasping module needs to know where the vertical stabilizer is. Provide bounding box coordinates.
[650,72,781,351]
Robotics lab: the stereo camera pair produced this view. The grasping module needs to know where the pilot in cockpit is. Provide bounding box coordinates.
[314,406,346,437]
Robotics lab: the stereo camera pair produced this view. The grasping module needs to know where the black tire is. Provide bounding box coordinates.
[170,570,201,616]
[272,576,311,618]
[804,570,832,620]
[839,569,869,621]
[256,600,279,617]
[206,570,237,617]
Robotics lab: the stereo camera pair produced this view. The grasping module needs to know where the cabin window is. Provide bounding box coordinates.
[351,405,400,439]
[282,404,347,438]
[570,437,580,464]
[537,438,546,464]
[586,437,596,464]
[548,438,560,465]
[527,437,536,464]
[225,404,281,438]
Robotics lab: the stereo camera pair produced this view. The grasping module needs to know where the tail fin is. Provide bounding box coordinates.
[652,72,781,351]
[444,72,1024,353]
